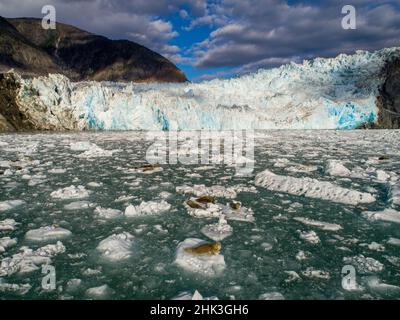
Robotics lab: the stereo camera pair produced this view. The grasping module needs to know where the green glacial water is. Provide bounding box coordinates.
[0,130,400,300]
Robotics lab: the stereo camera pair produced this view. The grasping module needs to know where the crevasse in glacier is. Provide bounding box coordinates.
[16,47,400,130]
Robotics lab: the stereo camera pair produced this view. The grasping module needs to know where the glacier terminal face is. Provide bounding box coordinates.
[2,47,400,130]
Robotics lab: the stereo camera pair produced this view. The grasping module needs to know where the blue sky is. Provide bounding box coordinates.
[1,0,400,81]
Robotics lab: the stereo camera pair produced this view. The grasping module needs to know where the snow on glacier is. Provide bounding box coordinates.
[17,47,400,130]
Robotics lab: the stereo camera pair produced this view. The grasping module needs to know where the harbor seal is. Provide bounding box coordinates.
[184,242,222,256]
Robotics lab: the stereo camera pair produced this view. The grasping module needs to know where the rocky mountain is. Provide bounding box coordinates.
[0,17,187,83]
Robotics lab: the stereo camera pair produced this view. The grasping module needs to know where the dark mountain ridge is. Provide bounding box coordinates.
[0,16,187,83]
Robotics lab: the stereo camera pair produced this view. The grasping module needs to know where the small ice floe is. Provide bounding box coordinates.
[255,170,375,205]
[175,238,225,276]
[128,164,163,174]
[343,255,384,274]
[0,237,17,253]
[366,276,400,294]
[296,250,311,261]
[114,195,135,203]
[201,215,233,241]
[387,237,400,246]
[51,185,91,200]
[375,170,391,182]
[172,290,218,300]
[293,217,342,231]
[94,206,123,219]
[66,278,82,293]
[301,268,330,280]
[77,145,117,158]
[87,182,103,188]
[389,183,400,207]
[48,168,67,174]
[184,198,221,218]
[0,282,32,295]
[158,191,172,199]
[258,292,285,300]
[298,230,320,244]
[0,200,25,212]
[124,200,171,217]
[0,241,65,277]
[25,226,72,242]
[362,242,385,252]
[0,219,18,231]
[2,169,13,176]
[221,201,255,222]
[325,160,351,177]
[70,141,94,151]
[96,232,134,261]
[64,201,94,210]
[85,285,114,299]
[284,271,301,283]
[363,209,400,224]
[286,164,318,173]
[176,184,237,199]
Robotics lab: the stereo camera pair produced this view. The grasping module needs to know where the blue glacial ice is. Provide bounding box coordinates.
[17,47,400,130]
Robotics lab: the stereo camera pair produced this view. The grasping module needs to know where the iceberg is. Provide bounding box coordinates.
[5,47,400,130]
[96,232,134,261]
[255,169,375,205]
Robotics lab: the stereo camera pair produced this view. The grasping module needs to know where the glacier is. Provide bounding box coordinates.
[5,47,400,130]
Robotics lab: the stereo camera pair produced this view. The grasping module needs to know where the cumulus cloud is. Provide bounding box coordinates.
[191,0,400,72]
[0,0,206,58]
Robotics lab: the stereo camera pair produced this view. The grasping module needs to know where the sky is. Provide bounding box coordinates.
[1,0,399,81]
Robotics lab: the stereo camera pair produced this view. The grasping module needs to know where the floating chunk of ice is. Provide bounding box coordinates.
[184,199,222,219]
[0,242,65,276]
[124,201,171,217]
[363,209,400,224]
[51,185,91,200]
[343,255,384,274]
[255,170,375,205]
[298,230,320,244]
[390,183,400,207]
[296,250,310,261]
[175,238,225,276]
[64,201,94,210]
[0,282,32,295]
[96,232,134,261]
[301,268,330,280]
[85,285,114,299]
[70,141,94,151]
[94,206,123,219]
[172,290,217,300]
[0,200,25,212]
[325,160,351,177]
[25,226,72,242]
[0,237,17,253]
[201,216,233,241]
[77,145,117,158]
[221,203,255,222]
[366,276,400,294]
[293,217,342,231]
[176,184,237,199]
[258,292,285,300]
[387,238,400,246]
[87,182,103,188]
[0,219,18,231]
